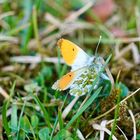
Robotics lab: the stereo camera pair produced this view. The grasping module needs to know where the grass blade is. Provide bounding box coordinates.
[2,82,16,140]
[65,87,102,129]
[32,95,51,129]
[2,101,12,140]
[32,5,41,49]
[11,104,17,133]
[58,110,64,130]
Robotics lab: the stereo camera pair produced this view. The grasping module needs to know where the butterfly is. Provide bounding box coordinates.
[52,38,108,96]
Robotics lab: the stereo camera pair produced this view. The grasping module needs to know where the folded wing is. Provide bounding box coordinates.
[57,38,91,70]
[52,66,87,91]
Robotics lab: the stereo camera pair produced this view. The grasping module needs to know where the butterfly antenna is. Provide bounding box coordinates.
[95,35,102,57]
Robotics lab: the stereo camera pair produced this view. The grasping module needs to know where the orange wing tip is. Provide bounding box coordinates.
[57,38,64,48]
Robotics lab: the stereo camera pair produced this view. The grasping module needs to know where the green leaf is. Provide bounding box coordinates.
[18,129,26,140]
[11,104,18,132]
[53,129,72,140]
[31,115,39,128]
[19,115,37,140]
[136,134,140,140]
[116,82,129,97]
[39,127,50,140]
[99,78,112,96]
[20,115,31,133]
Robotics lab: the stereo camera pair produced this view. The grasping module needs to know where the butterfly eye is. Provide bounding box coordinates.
[69,74,72,77]
[72,48,74,51]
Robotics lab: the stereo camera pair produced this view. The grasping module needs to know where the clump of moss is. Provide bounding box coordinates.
[100,88,120,114]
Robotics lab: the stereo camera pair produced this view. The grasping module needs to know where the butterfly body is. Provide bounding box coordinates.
[52,38,107,96]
